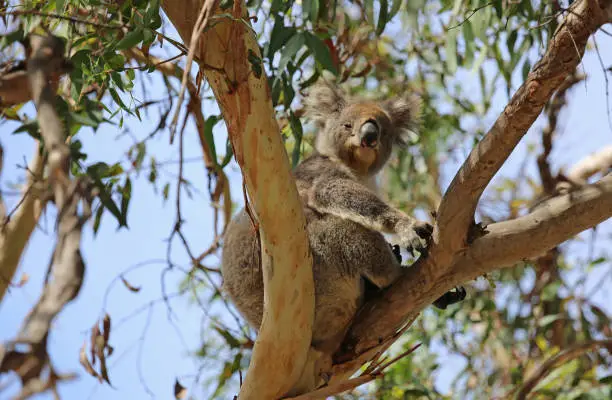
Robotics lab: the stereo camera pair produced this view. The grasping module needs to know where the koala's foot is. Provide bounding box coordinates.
[397,220,433,257]
[433,286,467,309]
[389,243,402,263]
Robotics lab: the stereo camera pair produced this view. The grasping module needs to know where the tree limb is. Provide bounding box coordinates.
[431,0,612,269]
[0,144,45,301]
[515,339,612,400]
[0,33,90,398]
[162,1,315,398]
[334,172,612,375]
[334,0,612,379]
[566,144,612,183]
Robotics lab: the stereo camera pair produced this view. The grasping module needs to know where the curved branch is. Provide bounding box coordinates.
[331,0,612,376]
[334,173,612,374]
[162,1,314,398]
[430,0,612,270]
[515,339,612,400]
[566,144,612,183]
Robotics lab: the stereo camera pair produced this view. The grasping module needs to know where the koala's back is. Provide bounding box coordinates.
[221,155,395,350]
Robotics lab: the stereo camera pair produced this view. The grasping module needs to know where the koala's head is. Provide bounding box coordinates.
[303,80,421,176]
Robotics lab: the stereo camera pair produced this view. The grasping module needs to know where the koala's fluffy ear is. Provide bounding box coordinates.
[383,95,422,147]
[303,80,346,128]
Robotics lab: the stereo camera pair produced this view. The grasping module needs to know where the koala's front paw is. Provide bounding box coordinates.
[397,220,433,257]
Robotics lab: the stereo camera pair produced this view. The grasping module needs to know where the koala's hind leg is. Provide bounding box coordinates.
[220,209,264,330]
[308,218,404,350]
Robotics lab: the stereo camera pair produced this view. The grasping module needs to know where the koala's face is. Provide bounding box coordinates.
[303,81,421,176]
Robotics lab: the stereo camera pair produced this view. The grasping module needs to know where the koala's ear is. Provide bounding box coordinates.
[383,95,422,146]
[303,80,346,128]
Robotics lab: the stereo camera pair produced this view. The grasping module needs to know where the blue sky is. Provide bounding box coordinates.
[1,11,611,400]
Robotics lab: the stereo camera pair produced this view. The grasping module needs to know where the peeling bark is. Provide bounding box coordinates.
[162,1,314,398]
[332,0,612,382]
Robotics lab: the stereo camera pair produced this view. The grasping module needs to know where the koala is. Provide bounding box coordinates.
[221,81,460,374]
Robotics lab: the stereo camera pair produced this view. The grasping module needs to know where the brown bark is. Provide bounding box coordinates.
[0,33,90,398]
[161,1,315,398]
[0,146,44,302]
[332,0,612,380]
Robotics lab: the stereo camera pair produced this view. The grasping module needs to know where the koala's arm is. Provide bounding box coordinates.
[309,177,432,249]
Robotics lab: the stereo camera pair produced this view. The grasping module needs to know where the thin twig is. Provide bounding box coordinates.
[0,10,127,29]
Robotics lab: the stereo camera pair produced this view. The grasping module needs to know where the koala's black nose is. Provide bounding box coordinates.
[360,121,379,148]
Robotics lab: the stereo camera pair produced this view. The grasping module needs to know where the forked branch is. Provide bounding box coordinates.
[333,0,612,380]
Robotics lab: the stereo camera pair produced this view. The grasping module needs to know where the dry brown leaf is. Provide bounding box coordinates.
[120,275,141,293]
[79,341,101,381]
[174,378,187,399]
[102,313,111,342]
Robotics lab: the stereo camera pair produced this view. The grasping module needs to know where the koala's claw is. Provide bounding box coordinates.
[433,286,467,309]
[414,223,434,239]
[402,221,433,257]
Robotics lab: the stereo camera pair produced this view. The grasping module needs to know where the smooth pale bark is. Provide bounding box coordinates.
[162,1,315,398]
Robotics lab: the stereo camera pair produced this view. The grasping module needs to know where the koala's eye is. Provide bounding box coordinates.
[343,123,353,130]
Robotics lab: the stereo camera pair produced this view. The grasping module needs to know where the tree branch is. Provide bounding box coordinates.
[162,1,314,398]
[334,173,612,374]
[515,339,612,399]
[430,0,612,269]
[566,144,612,183]
[0,144,45,301]
[334,0,612,379]
[0,33,90,398]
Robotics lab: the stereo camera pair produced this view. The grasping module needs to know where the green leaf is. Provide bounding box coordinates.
[445,28,457,73]
[93,204,104,236]
[463,21,475,66]
[247,49,263,79]
[268,16,296,58]
[522,59,531,82]
[0,28,24,50]
[541,281,561,302]
[493,0,503,19]
[109,88,129,112]
[106,54,126,70]
[56,0,66,13]
[278,32,305,73]
[389,0,403,18]
[212,326,241,348]
[96,183,127,227]
[162,183,170,202]
[289,111,303,167]
[599,375,612,385]
[220,0,234,10]
[376,0,389,36]
[282,76,295,108]
[12,121,40,139]
[538,314,562,328]
[120,178,132,226]
[303,32,337,74]
[303,0,319,22]
[507,30,518,53]
[364,0,374,23]
[115,30,144,51]
[204,115,221,166]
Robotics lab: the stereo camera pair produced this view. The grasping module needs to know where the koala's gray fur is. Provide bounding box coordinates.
[221,81,431,361]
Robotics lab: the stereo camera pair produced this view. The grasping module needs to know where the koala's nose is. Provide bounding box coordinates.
[359,121,379,148]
